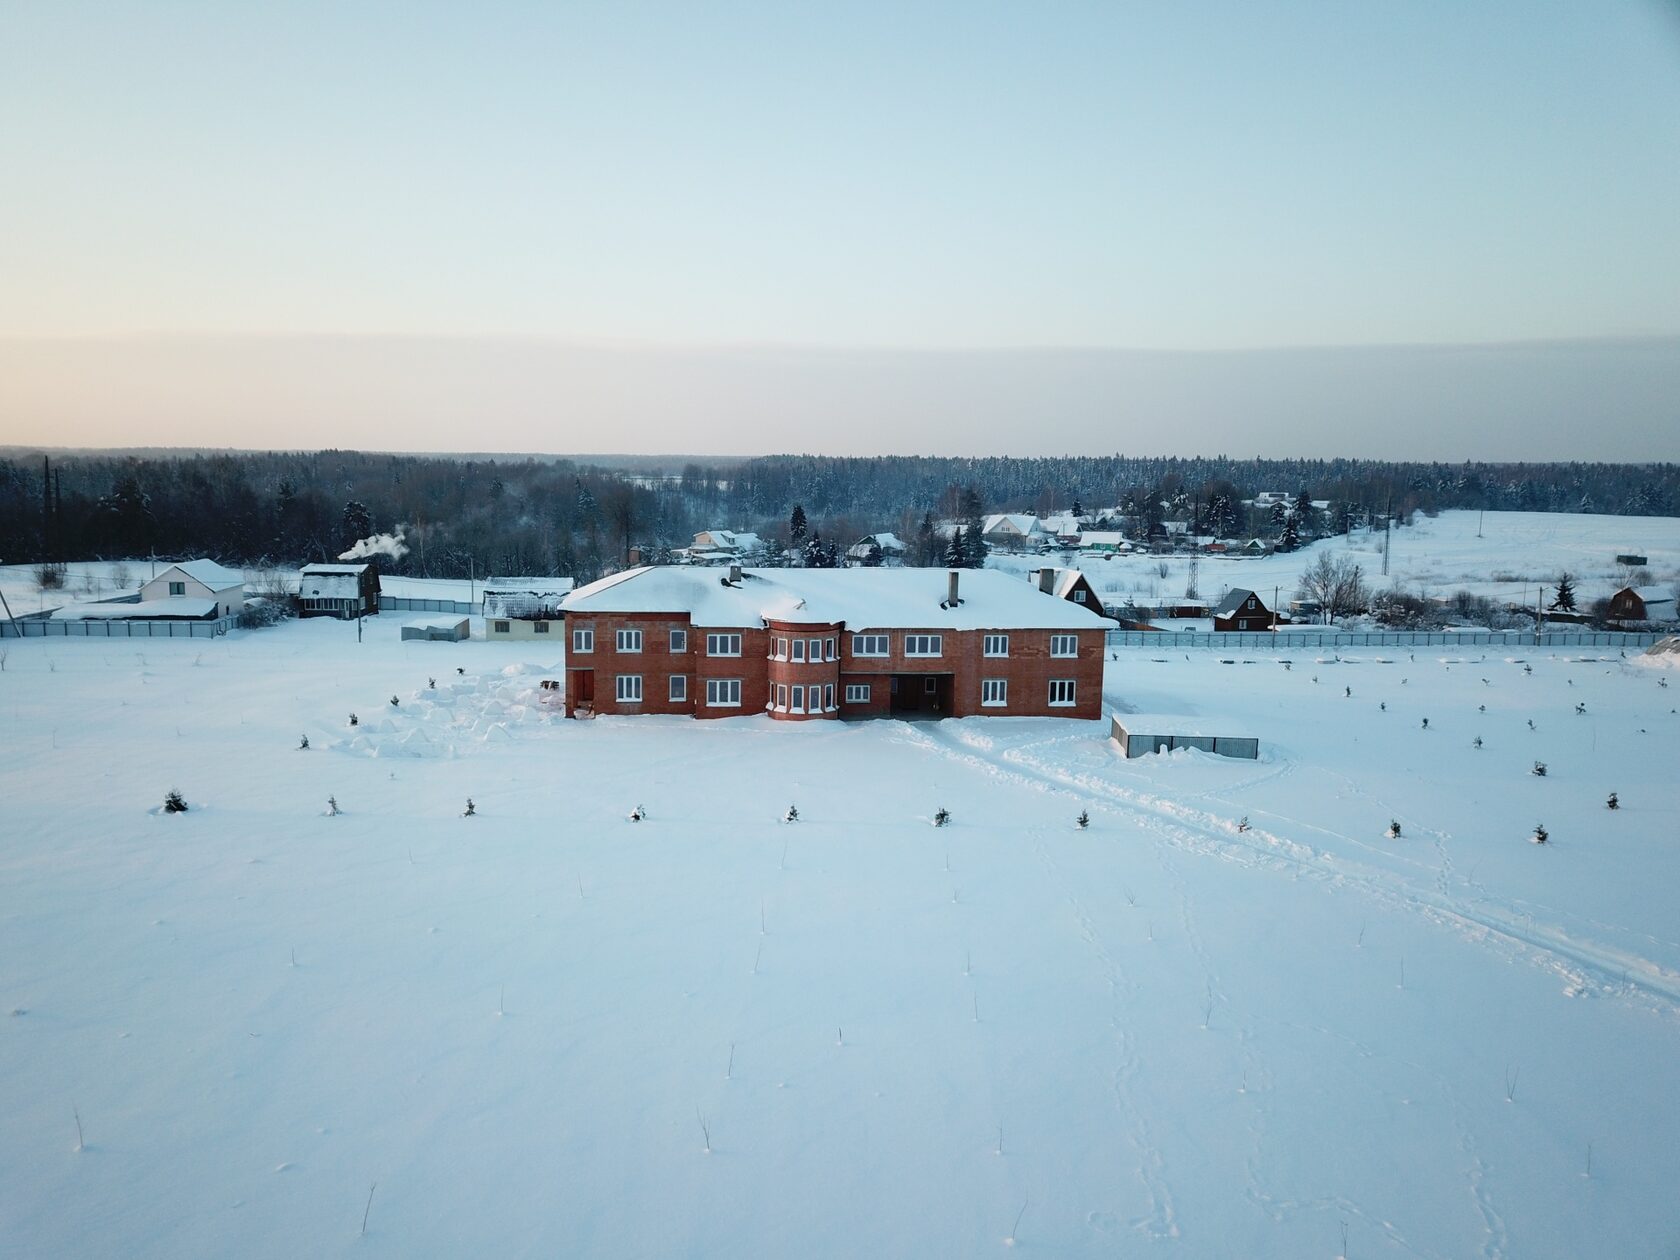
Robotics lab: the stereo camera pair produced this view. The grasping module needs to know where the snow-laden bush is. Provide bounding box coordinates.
[236,597,291,629]
[163,790,188,814]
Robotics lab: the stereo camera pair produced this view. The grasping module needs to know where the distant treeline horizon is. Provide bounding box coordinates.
[3,449,1675,584]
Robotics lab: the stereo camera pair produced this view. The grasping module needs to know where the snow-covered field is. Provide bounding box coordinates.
[3,612,1678,1257]
[991,509,1680,615]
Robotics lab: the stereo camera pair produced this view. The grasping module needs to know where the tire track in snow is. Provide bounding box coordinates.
[903,724,1680,1016]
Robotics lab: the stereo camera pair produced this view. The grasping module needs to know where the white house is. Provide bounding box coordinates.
[140,560,246,618]
[688,530,765,564]
[483,576,575,639]
[981,514,1048,551]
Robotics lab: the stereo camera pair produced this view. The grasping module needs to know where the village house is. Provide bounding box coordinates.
[557,566,1108,721]
[1212,587,1278,632]
[1606,585,1677,623]
[298,563,380,619]
[687,529,765,565]
[482,576,575,639]
[845,532,907,566]
[981,514,1049,553]
[1026,566,1108,616]
[140,560,246,618]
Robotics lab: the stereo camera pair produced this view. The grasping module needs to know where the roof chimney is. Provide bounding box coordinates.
[946,570,960,606]
[1037,568,1055,594]
[728,563,742,584]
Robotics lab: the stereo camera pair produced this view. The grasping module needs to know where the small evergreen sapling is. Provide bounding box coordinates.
[163,790,188,814]
[1574,702,1586,715]
[1472,736,1483,749]
[628,804,646,822]
[327,795,341,816]
[1531,822,1549,845]
[389,695,399,707]
[428,677,436,690]
[1236,816,1250,833]
[298,734,310,750]
[783,803,799,824]
[1420,717,1429,730]
[1532,761,1548,777]
[1386,819,1402,839]
[1076,809,1090,830]
[933,807,951,828]
[463,797,476,817]
[1606,792,1619,811]
[348,713,359,727]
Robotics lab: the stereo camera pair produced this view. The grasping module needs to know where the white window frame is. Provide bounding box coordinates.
[616,628,643,653]
[571,624,594,653]
[824,637,836,661]
[670,628,687,653]
[924,676,939,694]
[791,684,805,712]
[808,638,822,661]
[706,678,742,707]
[845,683,870,703]
[1073,589,1087,603]
[771,636,786,660]
[706,633,742,657]
[904,633,943,657]
[792,638,805,662]
[1050,633,1078,658]
[982,678,1007,707]
[168,581,186,596]
[669,674,687,702]
[852,633,888,657]
[776,683,787,710]
[983,633,1009,657]
[615,674,643,703]
[824,682,835,710]
[1048,679,1076,707]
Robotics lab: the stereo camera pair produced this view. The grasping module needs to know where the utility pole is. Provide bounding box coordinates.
[1382,488,1393,578]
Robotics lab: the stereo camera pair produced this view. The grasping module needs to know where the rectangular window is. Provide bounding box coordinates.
[851,633,888,656]
[808,639,822,661]
[706,633,742,657]
[706,678,742,707]
[776,683,787,710]
[982,679,1007,706]
[534,621,549,633]
[824,683,835,710]
[669,675,687,702]
[1050,634,1078,657]
[1048,679,1077,707]
[924,676,938,694]
[904,633,942,657]
[825,637,836,661]
[792,638,805,662]
[1247,596,1256,609]
[616,628,643,653]
[616,674,643,703]
[792,684,805,712]
[168,581,186,596]
[1238,619,1249,630]
[670,628,687,653]
[772,636,786,660]
[983,633,1009,657]
[572,625,594,653]
[493,620,510,634]
[845,683,870,703]
[1073,589,1087,603]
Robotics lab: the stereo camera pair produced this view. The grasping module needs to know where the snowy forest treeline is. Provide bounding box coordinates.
[2,449,1676,582]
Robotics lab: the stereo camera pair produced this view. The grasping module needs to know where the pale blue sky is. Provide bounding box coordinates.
[1,2,1678,453]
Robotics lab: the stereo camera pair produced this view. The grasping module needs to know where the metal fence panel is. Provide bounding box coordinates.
[1104,628,1663,651]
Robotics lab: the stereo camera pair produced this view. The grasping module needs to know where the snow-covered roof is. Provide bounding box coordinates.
[982,514,1043,537]
[1029,568,1090,600]
[155,560,245,590]
[1620,585,1675,606]
[693,530,763,552]
[300,571,365,598]
[562,566,1112,630]
[1212,588,1265,617]
[1078,531,1128,548]
[1039,514,1082,536]
[1111,712,1249,739]
[484,576,575,594]
[53,597,219,620]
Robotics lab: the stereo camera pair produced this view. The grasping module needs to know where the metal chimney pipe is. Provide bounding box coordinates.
[1037,568,1055,594]
[947,570,960,606]
[729,563,742,584]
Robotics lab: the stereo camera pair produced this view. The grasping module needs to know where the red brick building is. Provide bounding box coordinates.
[558,567,1109,721]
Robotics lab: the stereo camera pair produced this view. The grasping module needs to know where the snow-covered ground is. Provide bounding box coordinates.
[3,613,1678,1257]
[988,509,1680,614]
